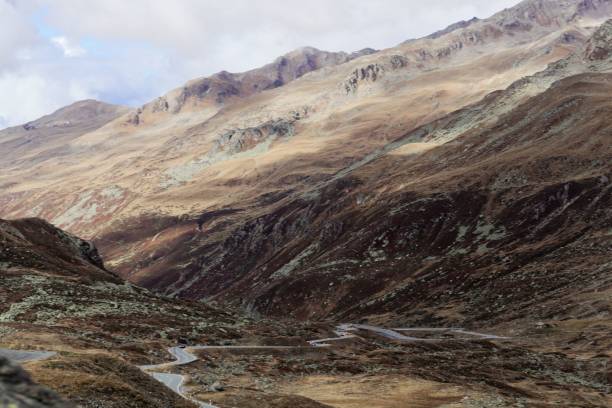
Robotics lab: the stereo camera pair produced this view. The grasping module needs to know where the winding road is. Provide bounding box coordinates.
[140,323,508,407]
[1,324,507,407]
[139,347,218,408]
[309,324,508,345]
[0,349,56,362]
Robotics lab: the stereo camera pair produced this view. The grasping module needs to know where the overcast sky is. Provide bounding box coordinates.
[0,0,520,128]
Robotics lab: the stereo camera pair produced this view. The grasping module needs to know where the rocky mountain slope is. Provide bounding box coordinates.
[1,1,611,407]
[99,7,612,324]
[130,46,377,120]
[2,0,611,235]
[0,0,610,322]
[1,220,610,407]
[0,218,340,407]
[180,20,612,323]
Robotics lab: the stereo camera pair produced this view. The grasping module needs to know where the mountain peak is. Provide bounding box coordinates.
[426,17,480,39]
[22,99,127,131]
[134,45,377,120]
[492,0,612,27]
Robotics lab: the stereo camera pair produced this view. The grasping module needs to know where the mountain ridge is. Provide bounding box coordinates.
[1,2,611,407]
[0,0,609,270]
[92,16,612,327]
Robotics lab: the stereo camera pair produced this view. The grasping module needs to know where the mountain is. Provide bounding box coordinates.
[128,46,378,122]
[1,0,610,307]
[96,18,612,339]
[0,100,128,173]
[1,2,612,406]
[0,0,610,307]
[3,0,611,237]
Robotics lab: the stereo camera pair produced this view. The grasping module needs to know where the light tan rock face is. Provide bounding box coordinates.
[1,0,611,320]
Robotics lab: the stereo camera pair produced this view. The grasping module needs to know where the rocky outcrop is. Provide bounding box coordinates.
[0,218,117,282]
[55,228,106,271]
[161,111,307,188]
[584,19,612,60]
[217,119,296,155]
[0,357,73,408]
[346,64,385,90]
[343,56,410,94]
[343,54,409,93]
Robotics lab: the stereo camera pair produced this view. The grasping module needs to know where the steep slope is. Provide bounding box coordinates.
[0,217,114,282]
[1,3,611,407]
[0,1,611,332]
[99,14,612,315]
[200,71,612,326]
[2,0,611,239]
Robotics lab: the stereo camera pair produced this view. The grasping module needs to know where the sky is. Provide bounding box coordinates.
[0,0,520,128]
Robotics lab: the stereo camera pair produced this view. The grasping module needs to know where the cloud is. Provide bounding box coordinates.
[0,0,521,128]
[0,0,39,69]
[0,70,91,127]
[37,0,521,70]
[51,36,85,57]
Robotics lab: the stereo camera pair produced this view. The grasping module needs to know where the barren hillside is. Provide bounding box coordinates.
[1,1,612,407]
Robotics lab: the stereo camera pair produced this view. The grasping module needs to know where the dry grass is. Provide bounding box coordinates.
[277,375,467,408]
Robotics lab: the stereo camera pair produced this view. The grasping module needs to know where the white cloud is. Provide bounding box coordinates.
[51,36,85,57]
[0,0,522,128]
[0,0,38,69]
[38,0,521,71]
[0,70,91,127]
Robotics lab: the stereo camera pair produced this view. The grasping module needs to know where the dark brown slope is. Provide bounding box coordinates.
[0,217,116,282]
[137,72,611,329]
[110,22,612,332]
[104,19,612,351]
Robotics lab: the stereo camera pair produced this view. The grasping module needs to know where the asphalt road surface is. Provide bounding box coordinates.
[0,349,56,362]
[139,347,218,408]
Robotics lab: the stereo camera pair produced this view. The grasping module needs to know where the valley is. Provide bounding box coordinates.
[0,0,611,407]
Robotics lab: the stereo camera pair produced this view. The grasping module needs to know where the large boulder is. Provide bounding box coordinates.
[0,357,73,407]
